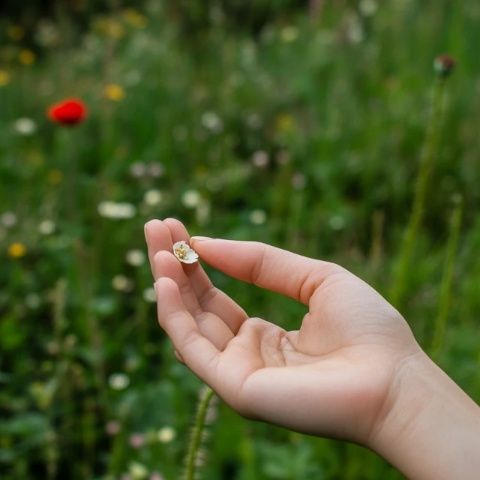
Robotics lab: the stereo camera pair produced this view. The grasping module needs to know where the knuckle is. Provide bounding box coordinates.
[250,244,267,285]
[178,281,192,296]
[198,286,219,306]
[153,249,173,264]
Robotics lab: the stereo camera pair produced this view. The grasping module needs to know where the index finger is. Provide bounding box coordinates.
[190,238,344,305]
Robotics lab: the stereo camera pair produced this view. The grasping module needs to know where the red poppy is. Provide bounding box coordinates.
[47,98,87,126]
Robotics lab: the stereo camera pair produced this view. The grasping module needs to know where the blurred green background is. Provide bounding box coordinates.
[1,1,480,479]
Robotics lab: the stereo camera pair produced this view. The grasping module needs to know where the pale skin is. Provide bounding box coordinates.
[145,218,480,480]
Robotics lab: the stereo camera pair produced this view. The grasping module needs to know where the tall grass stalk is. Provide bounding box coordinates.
[389,76,450,308]
[46,278,67,480]
[430,198,462,357]
[369,209,385,272]
[183,386,216,480]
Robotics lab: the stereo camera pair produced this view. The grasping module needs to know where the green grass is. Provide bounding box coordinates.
[1,1,480,478]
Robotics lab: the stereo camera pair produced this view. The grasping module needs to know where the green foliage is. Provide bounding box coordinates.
[1,1,480,478]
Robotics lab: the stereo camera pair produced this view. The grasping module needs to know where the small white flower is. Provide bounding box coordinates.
[359,0,378,16]
[149,472,165,480]
[173,241,198,264]
[106,420,121,436]
[143,288,156,303]
[0,211,17,227]
[251,150,269,168]
[182,189,201,208]
[347,18,364,44]
[118,203,136,218]
[249,209,267,225]
[201,111,223,133]
[143,189,162,206]
[38,220,55,235]
[125,249,146,267]
[157,426,176,443]
[112,275,134,292]
[128,461,148,480]
[13,118,37,136]
[98,201,136,219]
[147,162,164,178]
[129,162,147,178]
[108,372,130,390]
[129,433,146,449]
[98,201,115,218]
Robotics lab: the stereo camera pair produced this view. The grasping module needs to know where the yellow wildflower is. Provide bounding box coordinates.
[8,242,27,258]
[275,113,296,134]
[19,49,36,65]
[0,70,10,87]
[122,9,148,28]
[47,169,63,185]
[94,18,125,39]
[104,83,126,101]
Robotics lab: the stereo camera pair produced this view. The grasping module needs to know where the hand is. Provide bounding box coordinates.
[144,218,422,445]
[145,219,480,479]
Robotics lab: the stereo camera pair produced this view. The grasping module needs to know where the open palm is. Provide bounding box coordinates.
[145,219,421,444]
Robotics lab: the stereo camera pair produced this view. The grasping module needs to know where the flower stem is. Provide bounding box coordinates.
[390,77,449,308]
[184,386,216,480]
[430,198,463,357]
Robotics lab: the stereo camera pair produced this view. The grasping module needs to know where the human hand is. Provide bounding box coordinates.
[145,218,480,479]
[144,218,422,444]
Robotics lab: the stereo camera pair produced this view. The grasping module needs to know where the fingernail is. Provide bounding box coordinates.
[190,236,211,243]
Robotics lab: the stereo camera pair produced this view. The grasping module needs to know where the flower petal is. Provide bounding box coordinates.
[172,240,199,264]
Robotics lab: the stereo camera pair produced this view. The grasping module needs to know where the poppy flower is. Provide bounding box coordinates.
[47,98,87,126]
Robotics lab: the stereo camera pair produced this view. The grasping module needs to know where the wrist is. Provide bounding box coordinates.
[369,351,480,479]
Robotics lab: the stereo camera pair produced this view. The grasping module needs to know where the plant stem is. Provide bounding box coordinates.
[390,77,449,308]
[46,278,68,479]
[184,386,215,480]
[430,198,463,357]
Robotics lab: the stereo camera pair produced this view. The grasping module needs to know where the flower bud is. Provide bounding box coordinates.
[434,54,456,78]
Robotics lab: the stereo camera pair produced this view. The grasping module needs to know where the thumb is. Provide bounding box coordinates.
[190,237,341,304]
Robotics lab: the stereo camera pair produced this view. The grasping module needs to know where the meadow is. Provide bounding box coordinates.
[1,1,480,478]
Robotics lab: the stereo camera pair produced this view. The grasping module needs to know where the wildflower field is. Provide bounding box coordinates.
[1,1,480,479]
